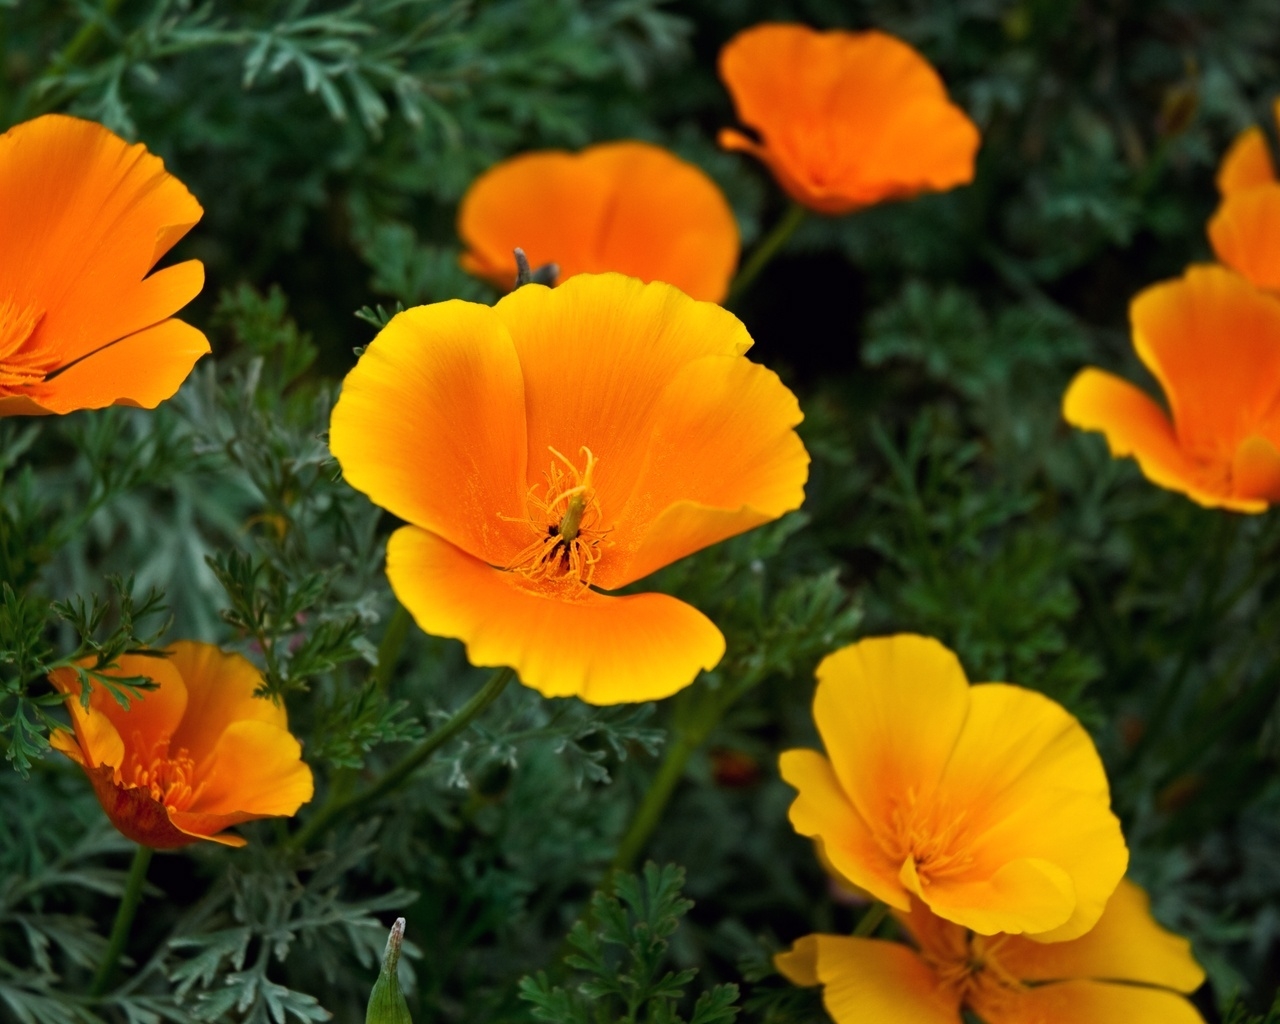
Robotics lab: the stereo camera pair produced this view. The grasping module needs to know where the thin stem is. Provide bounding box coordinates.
[90,844,152,998]
[373,602,413,693]
[290,666,514,850]
[610,729,699,874]
[727,202,807,303]
[853,901,889,938]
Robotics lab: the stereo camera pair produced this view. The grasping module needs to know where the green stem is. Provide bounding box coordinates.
[373,602,413,693]
[90,844,152,998]
[727,202,807,303]
[610,729,700,874]
[852,902,888,938]
[291,666,514,850]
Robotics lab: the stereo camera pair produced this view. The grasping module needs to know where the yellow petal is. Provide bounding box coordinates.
[167,641,286,763]
[977,979,1205,1024]
[907,853,1078,937]
[779,748,909,910]
[774,935,821,987]
[329,300,531,566]
[599,354,808,588]
[387,525,725,704]
[190,720,313,818]
[992,879,1205,991]
[804,935,962,1024]
[1208,185,1280,292]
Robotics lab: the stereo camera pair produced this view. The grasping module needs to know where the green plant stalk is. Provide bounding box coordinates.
[853,902,889,937]
[291,666,514,850]
[373,602,413,693]
[89,843,152,998]
[727,202,807,303]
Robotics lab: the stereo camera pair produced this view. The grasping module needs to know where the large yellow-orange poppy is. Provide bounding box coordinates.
[1208,98,1280,292]
[781,635,1127,941]
[0,114,208,416]
[777,880,1205,1024]
[329,273,808,704]
[1064,265,1280,511]
[717,24,979,215]
[457,141,740,303]
[50,642,313,849]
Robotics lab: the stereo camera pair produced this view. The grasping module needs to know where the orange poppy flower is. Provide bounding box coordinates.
[329,272,808,704]
[777,879,1205,1024]
[1208,99,1280,292]
[457,141,740,303]
[717,24,980,215]
[0,114,208,417]
[50,642,313,848]
[1063,265,1280,511]
[781,635,1127,941]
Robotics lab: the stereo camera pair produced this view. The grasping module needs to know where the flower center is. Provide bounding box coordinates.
[121,736,204,812]
[921,930,1025,1011]
[0,296,54,394]
[503,446,609,589]
[888,788,975,884]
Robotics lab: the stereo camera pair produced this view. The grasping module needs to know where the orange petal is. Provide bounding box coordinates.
[329,300,531,566]
[386,525,725,704]
[790,935,962,1024]
[993,879,1205,992]
[1130,266,1280,495]
[26,317,210,414]
[81,764,206,849]
[718,25,978,214]
[167,641,286,764]
[598,353,807,588]
[458,141,740,303]
[1062,367,1239,509]
[976,979,1205,1024]
[189,720,313,818]
[779,749,908,911]
[924,683,1128,940]
[774,935,821,987]
[1208,185,1280,291]
[492,274,752,527]
[0,114,203,366]
[1216,125,1276,197]
[1233,434,1280,502]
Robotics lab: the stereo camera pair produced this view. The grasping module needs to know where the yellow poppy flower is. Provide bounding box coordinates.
[778,880,1205,1024]
[781,634,1127,940]
[1064,265,1280,511]
[329,273,808,704]
[1208,98,1280,292]
[0,114,208,416]
[50,642,314,849]
[458,141,740,303]
[717,24,979,215]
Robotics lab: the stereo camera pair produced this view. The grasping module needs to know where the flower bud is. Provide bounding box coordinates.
[366,918,412,1024]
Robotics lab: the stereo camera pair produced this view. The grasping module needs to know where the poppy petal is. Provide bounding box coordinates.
[329,301,531,566]
[796,935,962,1024]
[27,317,210,414]
[993,879,1205,991]
[492,274,753,524]
[189,720,313,818]
[386,525,725,704]
[458,142,740,303]
[977,979,1205,1024]
[167,641,286,764]
[1216,125,1276,197]
[1233,434,1280,501]
[599,354,808,588]
[1062,367,1256,511]
[779,749,908,910]
[1208,185,1280,291]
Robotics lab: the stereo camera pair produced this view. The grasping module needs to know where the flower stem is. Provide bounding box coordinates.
[853,901,889,937]
[290,666,514,850]
[374,602,413,693]
[727,202,807,303]
[90,844,152,998]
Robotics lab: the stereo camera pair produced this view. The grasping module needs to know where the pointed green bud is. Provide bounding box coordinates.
[366,918,412,1024]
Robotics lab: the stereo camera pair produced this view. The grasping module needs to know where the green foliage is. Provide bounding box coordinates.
[519,864,739,1024]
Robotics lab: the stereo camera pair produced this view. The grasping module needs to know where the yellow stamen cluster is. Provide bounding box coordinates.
[120,736,204,812]
[0,297,53,392]
[886,789,976,883]
[504,446,609,589]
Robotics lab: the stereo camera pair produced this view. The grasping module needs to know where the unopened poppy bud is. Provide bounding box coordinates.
[366,918,412,1024]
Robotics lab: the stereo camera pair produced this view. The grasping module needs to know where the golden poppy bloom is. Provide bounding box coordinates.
[1208,99,1280,292]
[777,880,1205,1024]
[781,635,1127,941]
[717,24,980,215]
[0,114,208,416]
[1063,265,1280,511]
[50,642,313,849]
[457,141,740,303]
[329,272,808,704]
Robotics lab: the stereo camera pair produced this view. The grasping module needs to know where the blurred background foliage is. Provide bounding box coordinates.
[3,0,1280,1021]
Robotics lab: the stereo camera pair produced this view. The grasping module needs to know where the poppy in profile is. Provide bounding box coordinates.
[717,24,979,215]
[458,141,739,302]
[0,114,208,416]
[329,273,808,704]
[778,880,1205,1024]
[1208,98,1280,292]
[1064,265,1280,511]
[50,642,313,849]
